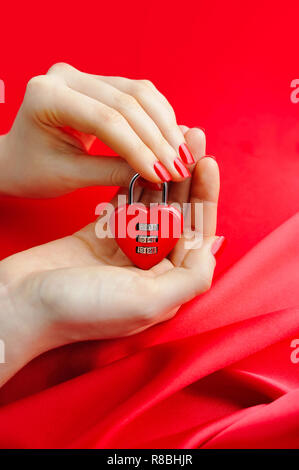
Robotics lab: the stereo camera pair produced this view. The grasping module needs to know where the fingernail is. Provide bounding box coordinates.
[138,178,162,191]
[211,236,226,256]
[203,154,216,161]
[195,126,206,133]
[154,162,172,182]
[174,157,191,178]
[179,143,195,165]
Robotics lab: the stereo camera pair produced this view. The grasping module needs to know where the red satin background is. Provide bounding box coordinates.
[0,0,298,448]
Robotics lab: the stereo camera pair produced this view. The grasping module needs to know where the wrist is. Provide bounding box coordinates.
[0,132,28,197]
[0,134,9,193]
[0,258,55,386]
[0,133,15,196]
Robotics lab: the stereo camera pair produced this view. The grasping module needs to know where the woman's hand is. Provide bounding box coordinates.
[0,63,195,198]
[0,128,221,386]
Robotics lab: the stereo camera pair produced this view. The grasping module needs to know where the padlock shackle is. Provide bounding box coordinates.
[128,173,168,205]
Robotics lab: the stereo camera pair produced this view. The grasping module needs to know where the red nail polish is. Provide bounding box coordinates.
[154,162,172,182]
[138,178,162,191]
[203,154,216,161]
[211,236,226,256]
[179,143,195,165]
[174,157,191,178]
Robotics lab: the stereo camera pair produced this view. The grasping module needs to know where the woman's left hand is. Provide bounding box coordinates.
[0,127,220,386]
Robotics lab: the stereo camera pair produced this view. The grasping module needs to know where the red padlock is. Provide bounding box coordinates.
[110,174,183,270]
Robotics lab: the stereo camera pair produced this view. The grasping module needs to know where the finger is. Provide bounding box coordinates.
[140,128,208,263]
[170,156,219,266]
[60,154,137,191]
[26,75,173,184]
[168,127,206,207]
[139,126,190,202]
[183,127,207,163]
[190,156,220,237]
[78,73,196,166]
[47,64,190,182]
[66,128,205,194]
[143,237,217,318]
[168,127,207,265]
[166,124,191,207]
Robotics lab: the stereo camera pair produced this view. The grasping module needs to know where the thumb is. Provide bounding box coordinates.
[61,154,137,189]
[146,236,220,317]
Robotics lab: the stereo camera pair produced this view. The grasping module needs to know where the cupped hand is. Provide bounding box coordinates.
[0,63,196,197]
[0,128,220,385]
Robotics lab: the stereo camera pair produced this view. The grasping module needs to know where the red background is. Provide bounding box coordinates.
[0,0,298,449]
[0,0,298,268]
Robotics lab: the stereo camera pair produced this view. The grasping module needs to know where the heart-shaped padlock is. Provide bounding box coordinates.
[110,174,183,270]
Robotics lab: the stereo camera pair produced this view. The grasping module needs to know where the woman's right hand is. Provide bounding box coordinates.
[0,63,196,197]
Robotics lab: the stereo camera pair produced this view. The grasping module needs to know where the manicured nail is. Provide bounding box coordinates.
[174,157,191,178]
[138,178,162,191]
[154,162,172,182]
[203,154,216,160]
[179,143,195,165]
[211,236,226,256]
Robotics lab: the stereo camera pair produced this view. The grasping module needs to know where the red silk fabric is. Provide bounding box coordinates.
[0,0,298,449]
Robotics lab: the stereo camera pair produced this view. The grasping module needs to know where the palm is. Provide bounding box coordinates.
[74,211,175,275]
[12,126,216,292]
[6,127,219,343]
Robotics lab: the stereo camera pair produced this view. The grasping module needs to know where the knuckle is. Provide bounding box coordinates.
[47,62,72,75]
[158,108,177,129]
[26,75,50,95]
[109,161,131,186]
[161,139,177,159]
[135,139,151,158]
[134,79,154,96]
[109,165,122,186]
[102,107,124,125]
[25,76,55,110]
[117,92,139,110]
[139,79,156,89]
